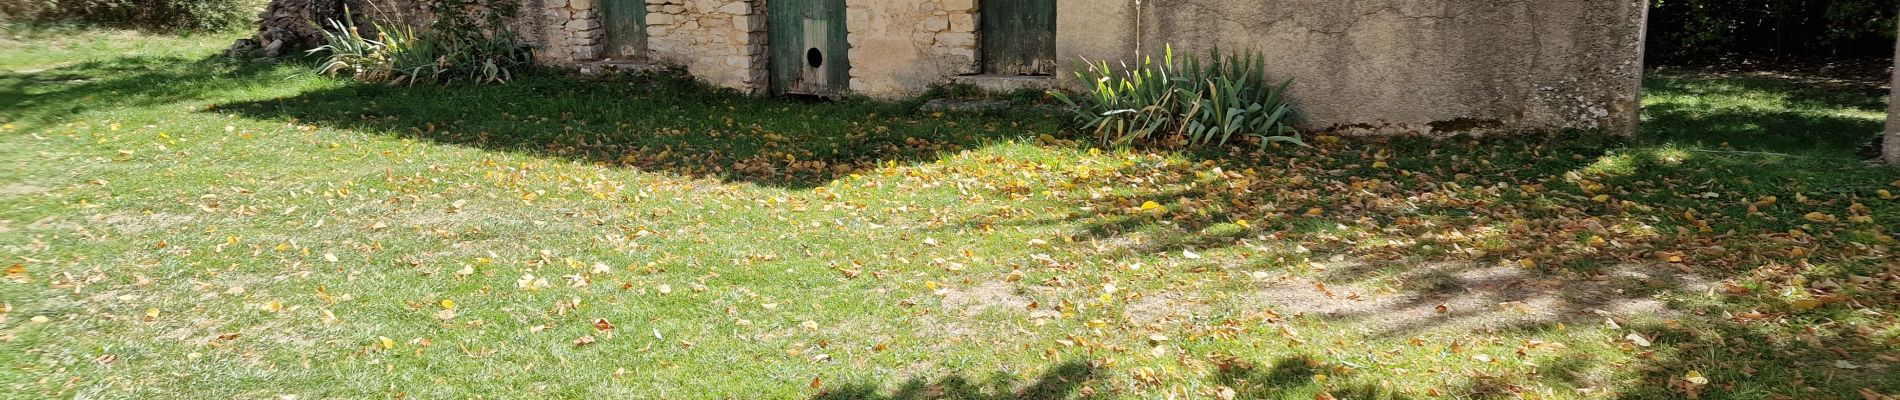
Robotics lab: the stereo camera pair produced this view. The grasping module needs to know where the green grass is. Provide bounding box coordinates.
[2,29,1898,399]
[0,23,239,71]
[1642,71,1889,156]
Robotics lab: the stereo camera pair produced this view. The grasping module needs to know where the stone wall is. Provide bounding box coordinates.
[321,0,1646,135]
[1064,0,1648,135]
[538,0,603,64]
[644,0,768,92]
[842,0,978,96]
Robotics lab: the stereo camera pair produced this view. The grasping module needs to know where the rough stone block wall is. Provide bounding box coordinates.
[843,0,978,96]
[347,0,1643,135]
[1099,0,1647,135]
[645,0,768,92]
[538,0,604,63]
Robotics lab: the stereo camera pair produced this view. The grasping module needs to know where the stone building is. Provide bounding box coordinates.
[377,0,1648,134]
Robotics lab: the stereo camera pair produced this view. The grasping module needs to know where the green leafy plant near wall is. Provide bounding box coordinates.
[1646,0,1898,64]
[309,1,529,85]
[1050,46,1303,149]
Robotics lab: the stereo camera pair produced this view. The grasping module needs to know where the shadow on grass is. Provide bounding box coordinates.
[812,359,1099,400]
[209,69,1061,189]
[815,356,1420,400]
[1640,73,1887,156]
[1210,355,1422,399]
[0,54,282,130]
[949,129,1898,397]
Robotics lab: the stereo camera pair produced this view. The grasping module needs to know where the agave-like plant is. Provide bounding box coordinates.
[1049,45,1303,149]
[309,14,388,80]
[308,8,529,86]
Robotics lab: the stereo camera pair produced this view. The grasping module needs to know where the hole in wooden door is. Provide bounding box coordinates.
[807,48,824,68]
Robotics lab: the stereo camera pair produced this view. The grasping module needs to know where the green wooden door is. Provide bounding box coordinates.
[769,0,850,95]
[981,0,1056,75]
[602,0,647,59]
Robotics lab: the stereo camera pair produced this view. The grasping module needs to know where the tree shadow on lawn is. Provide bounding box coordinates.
[210,70,1063,189]
[1640,73,1887,156]
[1205,354,1600,399]
[813,359,1099,400]
[0,54,283,131]
[1644,72,1888,111]
[950,131,1899,397]
[814,356,1421,400]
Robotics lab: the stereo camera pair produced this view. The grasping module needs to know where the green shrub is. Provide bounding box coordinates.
[7,0,264,32]
[1049,46,1302,149]
[1647,0,1897,64]
[310,13,529,85]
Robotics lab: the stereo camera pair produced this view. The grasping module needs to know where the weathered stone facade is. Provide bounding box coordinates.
[843,0,978,95]
[291,0,1647,135]
[644,0,768,92]
[1064,0,1648,135]
[846,0,1645,135]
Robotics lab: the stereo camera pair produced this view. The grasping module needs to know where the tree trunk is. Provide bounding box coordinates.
[227,0,376,59]
[1887,22,1900,165]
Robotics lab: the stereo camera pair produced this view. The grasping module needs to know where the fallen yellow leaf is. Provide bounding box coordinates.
[1684,370,1709,385]
[1789,298,1821,311]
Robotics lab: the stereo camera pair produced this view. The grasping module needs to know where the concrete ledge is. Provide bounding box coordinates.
[953,75,1058,94]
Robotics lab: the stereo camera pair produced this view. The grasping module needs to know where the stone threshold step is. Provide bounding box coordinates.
[576,60,665,76]
[953,75,1058,94]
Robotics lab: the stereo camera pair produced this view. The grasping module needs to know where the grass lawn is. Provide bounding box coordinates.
[2,29,1897,399]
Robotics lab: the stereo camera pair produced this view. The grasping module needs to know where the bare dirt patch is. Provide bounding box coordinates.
[1247,262,1709,334]
[1122,292,1206,327]
[96,212,194,235]
[921,282,1059,341]
[0,183,51,197]
[938,281,1036,317]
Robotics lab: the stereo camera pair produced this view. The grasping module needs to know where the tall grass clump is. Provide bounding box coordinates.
[1050,46,1302,149]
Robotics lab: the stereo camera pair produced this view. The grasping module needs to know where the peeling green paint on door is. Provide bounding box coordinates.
[769,0,850,95]
[603,0,648,59]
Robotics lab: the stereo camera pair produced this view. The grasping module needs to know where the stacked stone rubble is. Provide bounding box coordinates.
[541,0,604,63]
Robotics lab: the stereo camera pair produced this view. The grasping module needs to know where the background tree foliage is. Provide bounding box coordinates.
[0,0,266,31]
[1647,0,1899,65]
